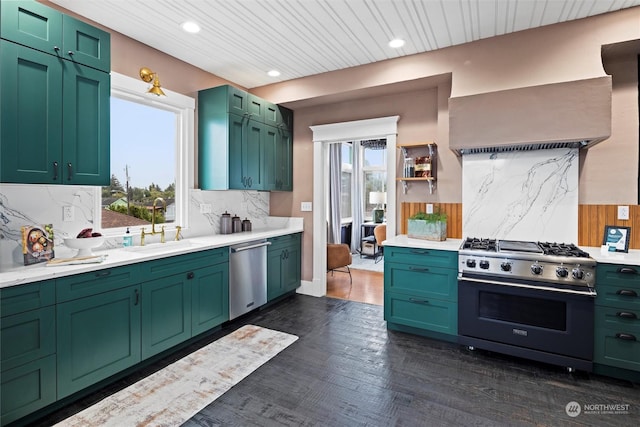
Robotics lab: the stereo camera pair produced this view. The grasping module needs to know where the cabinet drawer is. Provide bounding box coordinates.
[139,248,228,280]
[1,280,55,317]
[268,233,301,251]
[594,326,640,372]
[596,264,640,289]
[384,246,457,268]
[595,306,640,334]
[56,265,140,302]
[384,262,457,301]
[596,285,640,311]
[1,354,57,426]
[1,306,55,371]
[384,292,457,336]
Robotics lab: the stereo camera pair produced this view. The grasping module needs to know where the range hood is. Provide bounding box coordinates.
[449,76,612,155]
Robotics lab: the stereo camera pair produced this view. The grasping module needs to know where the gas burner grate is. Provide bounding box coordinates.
[538,242,590,258]
[462,237,497,252]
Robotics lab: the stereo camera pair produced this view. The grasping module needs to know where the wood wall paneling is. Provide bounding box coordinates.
[578,205,639,249]
[400,203,463,238]
[401,203,639,250]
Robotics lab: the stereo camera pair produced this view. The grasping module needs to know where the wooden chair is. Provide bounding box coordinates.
[327,243,352,283]
[373,224,386,263]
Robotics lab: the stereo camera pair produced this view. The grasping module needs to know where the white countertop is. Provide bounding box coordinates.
[0,224,303,289]
[383,235,640,267]
[583,246,640,266]
[383,235,464,251]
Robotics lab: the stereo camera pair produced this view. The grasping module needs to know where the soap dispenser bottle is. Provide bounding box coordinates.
[123,227,133,247]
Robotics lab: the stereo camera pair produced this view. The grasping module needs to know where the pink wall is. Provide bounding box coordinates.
[43,1,640,281]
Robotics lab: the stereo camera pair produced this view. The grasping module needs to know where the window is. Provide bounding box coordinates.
[98,73,194,234]
[362,145,387,219]
[102,97,176,229]
[341,143,352,220]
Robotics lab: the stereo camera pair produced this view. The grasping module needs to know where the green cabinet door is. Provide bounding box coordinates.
[228,116,264,190]
[1,306,56,372]
[264,125,293,191]
[267,234,302,300]
[0,0,63,55]
[192,263,230,336]
[1,355,57,426]
[281,240,301,293]
[1,41,63,184]
[57,285,141,399]
[62,62,110,185]
[141,274,191,359]
[61,15,111,72]
[227,113,247,190]
[244,119,264,189]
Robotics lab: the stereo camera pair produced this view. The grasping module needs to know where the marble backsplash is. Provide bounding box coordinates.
[462,148,579,243]
[0,184,271,270]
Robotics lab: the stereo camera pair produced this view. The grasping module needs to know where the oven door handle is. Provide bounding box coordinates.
[460,277,597,297]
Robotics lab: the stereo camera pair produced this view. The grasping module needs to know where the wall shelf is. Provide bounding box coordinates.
[397,142,437,194]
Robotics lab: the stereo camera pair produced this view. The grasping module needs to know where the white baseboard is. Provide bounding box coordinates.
[296,279,325,297]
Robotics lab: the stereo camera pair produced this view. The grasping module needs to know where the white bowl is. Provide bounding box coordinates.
[64,237,105,257]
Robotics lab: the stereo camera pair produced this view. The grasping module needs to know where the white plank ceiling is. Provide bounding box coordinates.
[52,0,640,88]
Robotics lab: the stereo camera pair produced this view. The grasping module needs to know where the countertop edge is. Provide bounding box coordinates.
[0,226,303,289]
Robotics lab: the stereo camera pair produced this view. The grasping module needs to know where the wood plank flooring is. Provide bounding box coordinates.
[326,267,383,306]
[34,295,639,427]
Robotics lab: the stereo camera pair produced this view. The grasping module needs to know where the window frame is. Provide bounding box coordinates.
[96,72,195,236]
[341,142,353,224]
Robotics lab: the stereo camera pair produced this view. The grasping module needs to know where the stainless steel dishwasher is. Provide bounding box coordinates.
[229,239,270,320]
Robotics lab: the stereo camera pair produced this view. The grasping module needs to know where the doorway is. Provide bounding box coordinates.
[307,116,398,298]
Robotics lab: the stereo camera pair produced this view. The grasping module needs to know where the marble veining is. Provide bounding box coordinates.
[462,148,578,242]
[0,184,271,270]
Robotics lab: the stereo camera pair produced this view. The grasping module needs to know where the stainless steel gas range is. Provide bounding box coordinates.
[457,237,596,372]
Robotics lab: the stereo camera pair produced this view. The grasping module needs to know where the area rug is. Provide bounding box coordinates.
[55,325,298,427]
[350,254,384,273]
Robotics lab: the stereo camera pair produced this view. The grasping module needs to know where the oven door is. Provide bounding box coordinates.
[458,276,594,361]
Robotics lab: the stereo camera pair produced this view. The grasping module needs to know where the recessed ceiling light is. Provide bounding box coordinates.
[388,38,405,48]
[267,70,281,77]
[181,21,201,34]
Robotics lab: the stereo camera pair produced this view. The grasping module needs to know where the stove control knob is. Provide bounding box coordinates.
[531,264,543,275]
[479,260,490,269]
[466,259,476,268]
[556,267,569,278]
[500,262,512,272]
[572,268,585,280]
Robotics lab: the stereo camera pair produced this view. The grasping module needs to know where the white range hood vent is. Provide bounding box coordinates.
[449,77,612,156]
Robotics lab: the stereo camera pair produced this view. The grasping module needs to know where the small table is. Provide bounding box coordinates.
[360,222,383,261]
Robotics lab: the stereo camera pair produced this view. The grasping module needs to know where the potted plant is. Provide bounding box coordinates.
[407,210,447,241]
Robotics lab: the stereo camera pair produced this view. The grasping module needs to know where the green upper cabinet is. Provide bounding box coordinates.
[198,85,293,191]
[264,125,293,191]
[0,1,110,186]
[1,0,110,72]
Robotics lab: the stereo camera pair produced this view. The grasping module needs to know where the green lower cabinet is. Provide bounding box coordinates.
[1,354,57,426]
[594,326,640,372]
[384,291,457,335]
[383,248,458,337]
[191,264,229,336]
[1,306,56,371]
[57,285,141,399]
[141,275,192,359]
[267,234,301,301]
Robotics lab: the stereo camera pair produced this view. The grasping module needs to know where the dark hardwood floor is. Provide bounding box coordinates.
[32,295,639,427]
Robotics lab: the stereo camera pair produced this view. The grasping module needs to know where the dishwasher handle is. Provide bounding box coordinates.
[231,241,272,253]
